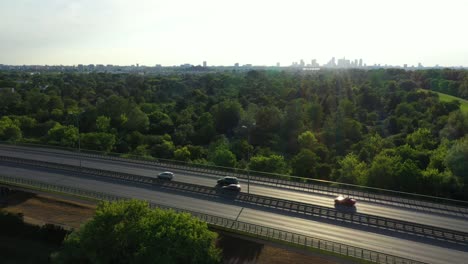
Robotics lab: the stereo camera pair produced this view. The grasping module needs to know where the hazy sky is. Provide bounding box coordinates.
[1,0,467,66]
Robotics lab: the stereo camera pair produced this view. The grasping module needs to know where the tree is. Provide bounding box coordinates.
[173,124,194,146]
[47,123,78,147]
[13,116,37,138]
[367,153,401,189]
[230,139,253,161]
[397,159,421,192]
[149,135,175,159]
[291,149,319,178]
[211,100,242,134]
[209,147,237,168]
[80,132,116,152]
[445,137,468,180]
[50,108,63,121]
[97,95,130,124]
[129,144,151,157]
[125,108,149,133]
[96,116,111,132]
[421,168,460,197]
[282,100,307,153]
[307,101,323,130]
[51,200,221,264]
[253,106,283,147]
[24,89,50,120]
[174,146,191,162]
[394,144,429,170]
[406,128,437,150]
[297,131,318,150]
[399,80,418,91]
[355,134,387,163]
[357,84,380,111]
[0,89,22,115]
[428,141,449,171]
[148,111,174,135]
[336,153,368,185]
[126,131,146,150]
[439,111,468,140]
[367,151,420,191]
[193,113,216,145]
[460,78,468,99]
[248,154,288,174]
[0,117,22,141]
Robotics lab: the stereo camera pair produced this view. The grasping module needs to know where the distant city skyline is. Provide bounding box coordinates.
[2,56,460,71]
[0,56,464,70]
[1,0,467,67]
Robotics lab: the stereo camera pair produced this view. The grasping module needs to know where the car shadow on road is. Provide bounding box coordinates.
[334,204,357,213]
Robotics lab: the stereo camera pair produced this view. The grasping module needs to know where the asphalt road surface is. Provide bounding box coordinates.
[0,147,466,233]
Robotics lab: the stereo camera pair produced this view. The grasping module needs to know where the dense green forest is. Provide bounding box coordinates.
[0,69,467,199]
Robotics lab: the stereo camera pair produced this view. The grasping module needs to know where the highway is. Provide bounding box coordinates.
[0,162,467,264]
[0,147,467,233]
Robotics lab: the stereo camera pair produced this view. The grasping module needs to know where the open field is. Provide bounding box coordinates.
[0,188,344,264]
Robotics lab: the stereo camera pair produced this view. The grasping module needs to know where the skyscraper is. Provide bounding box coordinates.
[203,61,207,67]
[311,59,318,67]
[359,59,363,67]
[325,57,336,68]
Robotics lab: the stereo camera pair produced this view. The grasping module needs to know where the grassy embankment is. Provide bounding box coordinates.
[436,91,468,113]
[420,89,468,113]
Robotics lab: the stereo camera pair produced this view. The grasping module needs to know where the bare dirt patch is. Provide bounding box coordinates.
[1,189,95,229]
[255,246,340,264]
[218,233,346,264]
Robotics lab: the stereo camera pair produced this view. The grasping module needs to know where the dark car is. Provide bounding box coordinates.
[217,176,239,186]
[221,183,241,191]
[334,195,356,206]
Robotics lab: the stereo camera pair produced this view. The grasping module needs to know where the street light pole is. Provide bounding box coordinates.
[77,114,81,169]
[70,111,82,170]
[242,124,255,194]
[247,143,250,195]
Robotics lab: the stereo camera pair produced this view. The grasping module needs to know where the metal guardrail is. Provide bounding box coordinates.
[1,142,467,215]
[1,154,467,245]
[0,174,426,264]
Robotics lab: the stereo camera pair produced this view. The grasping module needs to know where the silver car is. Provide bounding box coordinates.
[157,171,174,180]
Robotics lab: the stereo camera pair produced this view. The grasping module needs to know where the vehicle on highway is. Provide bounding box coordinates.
[334,195,356,207]
[157,171,174,180]
[217,176,239,186]
[221,183,241,192]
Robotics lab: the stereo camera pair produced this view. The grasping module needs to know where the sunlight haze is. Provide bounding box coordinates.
[1,0,467,66]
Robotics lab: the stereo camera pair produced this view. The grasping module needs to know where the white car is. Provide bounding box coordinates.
[157,171,174,180]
